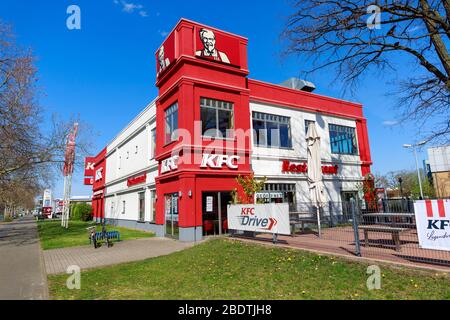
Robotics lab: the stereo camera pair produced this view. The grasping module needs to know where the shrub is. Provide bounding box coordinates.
[70,203,93,221]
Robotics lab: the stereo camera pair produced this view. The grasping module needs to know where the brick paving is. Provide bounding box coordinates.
[249,226,450,272]
[43,237,195,275]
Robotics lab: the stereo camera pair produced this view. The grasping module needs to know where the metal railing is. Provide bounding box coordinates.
[241,199,450,268]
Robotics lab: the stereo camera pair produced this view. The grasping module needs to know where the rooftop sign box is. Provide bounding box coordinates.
[155,19,247,79]
[194,26,241,68]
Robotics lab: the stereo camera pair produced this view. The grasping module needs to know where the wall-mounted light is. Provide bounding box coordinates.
[188,190,192,198]
[179,191,183,198]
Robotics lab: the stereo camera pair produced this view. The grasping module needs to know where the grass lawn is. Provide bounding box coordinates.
[48,239,450,300]
[38,220,154,250]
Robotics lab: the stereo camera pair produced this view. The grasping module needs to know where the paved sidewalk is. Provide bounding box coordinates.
[0,216,48,300]
[44,237,194,275]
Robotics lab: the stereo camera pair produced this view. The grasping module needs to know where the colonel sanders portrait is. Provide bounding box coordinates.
[157,45,170,76]
[195,28,230,64]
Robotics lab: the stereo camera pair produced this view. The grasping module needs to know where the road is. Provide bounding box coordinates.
[0,216,48,299]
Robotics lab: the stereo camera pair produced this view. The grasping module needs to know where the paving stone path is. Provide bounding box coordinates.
[0,216,48,300]
[44,237,195,275]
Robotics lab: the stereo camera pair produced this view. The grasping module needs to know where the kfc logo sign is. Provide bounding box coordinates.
[84,157,95,176]
[200,154,240,169]
[161,156,179,174]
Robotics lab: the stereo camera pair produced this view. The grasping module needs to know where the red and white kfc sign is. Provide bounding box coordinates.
[200,154,240,169]
[84,177,94,185]
[414,199,450,251]
[84,157,95,177]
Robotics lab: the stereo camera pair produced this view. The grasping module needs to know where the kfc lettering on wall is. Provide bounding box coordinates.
[161,155,179,174]
[200,154,240,169]
[194,27,240,67]
[281,160,339,175]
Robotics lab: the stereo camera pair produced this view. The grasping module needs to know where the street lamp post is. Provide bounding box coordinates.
[403,141,426,200]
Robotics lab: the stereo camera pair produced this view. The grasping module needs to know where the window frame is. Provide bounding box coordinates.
[165,102,179,144]
[252,111,293,149]
[328,123,359,155]
[200,97,234,139]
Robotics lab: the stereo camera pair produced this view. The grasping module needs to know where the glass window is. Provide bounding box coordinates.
[329,124,358,155]
[201,98,234,138]
[150,190,156,223]
[252,112,292,148]
[139,192,145,222]
[151,128,156,159]
[305,120,315,135]
[165,103,178,144]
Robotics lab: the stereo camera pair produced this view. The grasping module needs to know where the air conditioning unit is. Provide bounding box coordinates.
[280,77,316,92]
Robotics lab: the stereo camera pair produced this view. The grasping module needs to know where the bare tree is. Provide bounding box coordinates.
[284,0,450,144]
[0,20,93,212]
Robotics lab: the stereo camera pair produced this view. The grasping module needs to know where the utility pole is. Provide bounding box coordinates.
[403,141,426,200]
[61,123,78,228]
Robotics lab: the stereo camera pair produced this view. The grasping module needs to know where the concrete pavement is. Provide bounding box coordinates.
[0,216,48,300]
[44,237,195,275]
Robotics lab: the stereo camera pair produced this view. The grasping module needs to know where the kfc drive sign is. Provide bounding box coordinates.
[414,200,450,251]
[200,154,240,169]
[227,203,290,235]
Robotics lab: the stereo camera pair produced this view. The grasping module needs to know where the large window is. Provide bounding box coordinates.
[305,120,315,135]
[201,98,234,138]
[151,128,156,159]
[150,190,156,224]
[165,103,178,144]
[252,112,292,148]
[329,124,358,155]
[138,192,145,222]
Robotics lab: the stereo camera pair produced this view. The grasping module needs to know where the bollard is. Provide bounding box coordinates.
[351,199,361,257]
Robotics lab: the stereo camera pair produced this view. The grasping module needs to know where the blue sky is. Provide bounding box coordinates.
[0,0,431,197]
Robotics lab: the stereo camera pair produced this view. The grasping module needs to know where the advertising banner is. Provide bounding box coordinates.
[414,199,450,251]
[227,203,290,235]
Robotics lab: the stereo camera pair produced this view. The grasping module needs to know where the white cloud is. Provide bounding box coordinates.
[383,120,399,127]
[113,0,147,17]
[158,30,169,37]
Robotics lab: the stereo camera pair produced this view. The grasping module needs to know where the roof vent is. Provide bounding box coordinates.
[280,77,316,92]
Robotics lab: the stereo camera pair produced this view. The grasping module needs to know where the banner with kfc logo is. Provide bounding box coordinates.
[414,199,450,251]
[227,203,290,235]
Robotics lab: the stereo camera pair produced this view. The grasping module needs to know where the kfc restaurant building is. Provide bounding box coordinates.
[87,19,372,242]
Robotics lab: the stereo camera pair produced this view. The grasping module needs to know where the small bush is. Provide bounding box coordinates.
[70,203,93,221]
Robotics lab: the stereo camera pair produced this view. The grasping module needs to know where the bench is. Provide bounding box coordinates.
[290,218,321,236]
[359,225,408,251]
[87,227,121,245]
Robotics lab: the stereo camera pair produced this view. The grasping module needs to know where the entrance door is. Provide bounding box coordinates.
[341,191,358,220]
[202,192,232,236]
[165,193,179,239]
